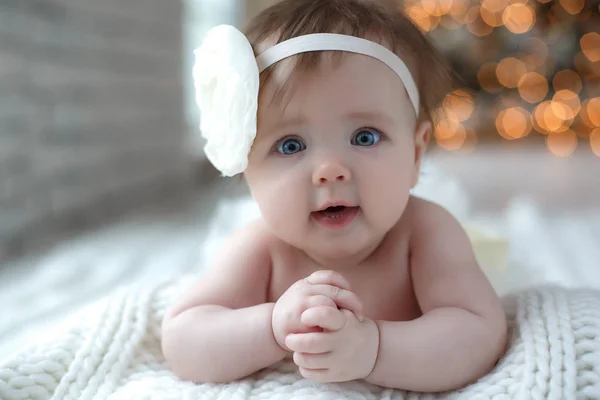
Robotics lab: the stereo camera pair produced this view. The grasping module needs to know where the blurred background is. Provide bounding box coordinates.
[0,0,599,357]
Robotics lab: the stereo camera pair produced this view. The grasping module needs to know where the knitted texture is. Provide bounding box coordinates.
[1,279,599,400]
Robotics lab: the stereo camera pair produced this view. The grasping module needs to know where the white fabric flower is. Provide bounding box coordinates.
[193,25,260,177]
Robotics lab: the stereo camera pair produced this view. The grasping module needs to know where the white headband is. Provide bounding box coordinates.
[193,25,421,177]
[256,34,420,116]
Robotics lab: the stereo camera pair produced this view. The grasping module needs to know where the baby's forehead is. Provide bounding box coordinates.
[258,53,413,118]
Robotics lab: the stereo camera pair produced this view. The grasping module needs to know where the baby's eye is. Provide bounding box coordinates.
[276,137,306,155]
[352,129,382,147]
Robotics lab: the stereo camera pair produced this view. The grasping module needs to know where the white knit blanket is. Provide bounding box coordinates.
[1,278,599,400]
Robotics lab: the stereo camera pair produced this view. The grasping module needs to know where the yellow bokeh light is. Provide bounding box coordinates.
[553,70,583,94]
[422,0,453,17]
[496,107,532,139]
[443,90,474,121]
[591,128,600,156]
[559,0,584,15]
[553,90,581,119]
[497,57,528,88]
[581,32,600,63]
[546,130,578,158]
[503,3,535,34]
[518,72,549,103]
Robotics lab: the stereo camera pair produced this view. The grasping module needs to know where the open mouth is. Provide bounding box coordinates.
[320,205,348,214]
[311,205,360,229]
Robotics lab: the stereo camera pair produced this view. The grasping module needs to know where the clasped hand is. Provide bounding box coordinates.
[272,270,380,383]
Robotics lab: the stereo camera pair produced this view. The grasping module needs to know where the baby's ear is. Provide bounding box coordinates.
[411,120,431,187]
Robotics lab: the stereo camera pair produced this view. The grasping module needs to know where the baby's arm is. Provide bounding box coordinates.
[161,220,286,383]
[366,200,507,392]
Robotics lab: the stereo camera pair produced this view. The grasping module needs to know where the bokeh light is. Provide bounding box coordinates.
[496,107,532,140]
[502,3,535,34]
[546,130,578,157]
[421,0,453,17]
[518,72,549,103]
[559,0,585,15]
[553,90,581,119]
[584,98,600,127]
[497,57,527,88]
[443,89,475,121]
[401,0,598,157]
[580,32,600,63]
[466,6,494,36]
[553,70,583,94]
[591,128,600,156]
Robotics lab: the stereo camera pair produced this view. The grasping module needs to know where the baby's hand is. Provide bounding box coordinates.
[272,270,364,351]
[286,308,379,383]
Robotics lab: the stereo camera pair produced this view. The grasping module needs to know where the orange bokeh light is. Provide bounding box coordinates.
[406,4,439,32]
[533,101,573,134]
[496,107,532,140]
[503,3,535,34]
[559,0,585,15]
[422,0,453,17]
[436,120,467,151]
[553,70,583,94]
[480,4,504,27]
[553,90,581,119]
[591,128,600,156]
[435,116,465,141]
[518,72,549,103]
[443,90,474,121]
[466,6,494,36]
[546,130,578,158]
[449,0,469,17]
[497,57,528,88]
[584,98,600,127]
[581,32,600,63]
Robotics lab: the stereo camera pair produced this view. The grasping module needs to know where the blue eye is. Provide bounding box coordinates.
[276,137,306,155]
[352,129,382,147]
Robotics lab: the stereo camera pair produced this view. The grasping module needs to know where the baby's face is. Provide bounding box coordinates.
[246,53,429,262]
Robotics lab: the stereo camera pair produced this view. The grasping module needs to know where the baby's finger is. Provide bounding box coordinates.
[309,284,364,321]
[304,270,351,291]
[301,306,345,331]
[305,294,337,310]
[286,332,334,354]
[299,367,334,383]
[293,351,331,370]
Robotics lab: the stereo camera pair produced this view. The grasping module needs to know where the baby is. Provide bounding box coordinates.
[162,0,507,393]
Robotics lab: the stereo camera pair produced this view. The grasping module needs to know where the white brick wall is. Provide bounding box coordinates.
[0,0,196,260]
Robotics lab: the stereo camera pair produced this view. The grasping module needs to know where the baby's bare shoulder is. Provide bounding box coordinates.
[165,218,277,319]
[403,195,458,236]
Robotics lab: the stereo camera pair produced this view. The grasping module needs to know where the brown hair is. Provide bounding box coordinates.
[244,0,460,124]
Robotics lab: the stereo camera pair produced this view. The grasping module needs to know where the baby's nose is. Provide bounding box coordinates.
[312,160,352,185]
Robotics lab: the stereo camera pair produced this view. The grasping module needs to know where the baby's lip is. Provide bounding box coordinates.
[314,202,357,212]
